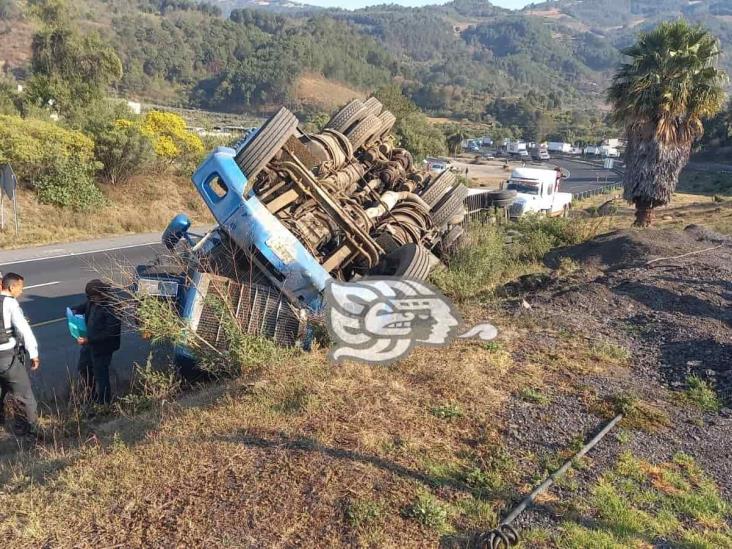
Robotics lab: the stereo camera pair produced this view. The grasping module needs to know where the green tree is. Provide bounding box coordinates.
[374,85,446,161]
[26,0,123,117]
[608,21,727,226]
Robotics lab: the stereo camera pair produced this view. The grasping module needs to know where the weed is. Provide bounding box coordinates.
[590,340,630,363]
[431,403,463,420]
[404,490,451,532]
[614,429,632,444]
[556,256,580,276]
[116,355,180,415]
[346,498,383,529]
[557,452,732,548]
[593,393,671,432]
[455,497,497,529]
[683,376,721,413]
[519,387,550,405]
[482,341,503,352]
[270,382,315,415]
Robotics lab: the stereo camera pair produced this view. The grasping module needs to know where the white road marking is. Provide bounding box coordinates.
[0,241,159,267]
[31,317,65,328]
[24,281,60,290]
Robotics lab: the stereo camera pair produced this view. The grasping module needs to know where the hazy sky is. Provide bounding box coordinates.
[305,1,532,10]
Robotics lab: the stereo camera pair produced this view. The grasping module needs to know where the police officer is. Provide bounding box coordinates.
[0,272,40,435]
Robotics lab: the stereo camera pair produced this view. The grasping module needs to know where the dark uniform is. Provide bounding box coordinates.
[72,280,121,404]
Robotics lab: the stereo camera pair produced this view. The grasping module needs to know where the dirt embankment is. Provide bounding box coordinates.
[501,224,731,534]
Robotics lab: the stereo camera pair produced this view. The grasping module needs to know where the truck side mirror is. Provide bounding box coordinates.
[162,214,192,250]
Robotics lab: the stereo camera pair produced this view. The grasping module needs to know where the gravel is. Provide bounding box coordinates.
[495,225,732,529]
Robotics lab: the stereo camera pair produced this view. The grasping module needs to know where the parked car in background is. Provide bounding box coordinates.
[425,157,453,173]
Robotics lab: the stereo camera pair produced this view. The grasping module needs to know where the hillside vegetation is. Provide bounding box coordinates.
[2,0,731,144]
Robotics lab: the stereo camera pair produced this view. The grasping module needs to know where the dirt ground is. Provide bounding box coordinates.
[501,225,732,533]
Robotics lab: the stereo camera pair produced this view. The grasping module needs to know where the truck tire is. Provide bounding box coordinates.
[492,198,515,208]
[420,170,455,207]
[326,100,367,134]
[362,97,383,118]
[346,114,383,150]
[368,243,432,280]
[375,232,401,254]
[430,184,468,228]
[377,110,397,137]
[486,189,516,201]
[441,225,464,251]
[234,107,298,179]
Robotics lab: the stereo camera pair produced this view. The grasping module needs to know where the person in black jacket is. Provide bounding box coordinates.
[72,280,121,405]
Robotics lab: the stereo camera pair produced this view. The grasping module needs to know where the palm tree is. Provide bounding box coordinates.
[447,129,467,156]
[608,20,727,226]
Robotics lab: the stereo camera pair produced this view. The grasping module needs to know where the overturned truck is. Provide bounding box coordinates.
[136,98,468,366]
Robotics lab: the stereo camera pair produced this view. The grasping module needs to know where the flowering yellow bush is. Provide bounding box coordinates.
[139,111,204,164]
[0,114,96,184]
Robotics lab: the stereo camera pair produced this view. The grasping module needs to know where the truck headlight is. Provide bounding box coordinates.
[137,278,179,298]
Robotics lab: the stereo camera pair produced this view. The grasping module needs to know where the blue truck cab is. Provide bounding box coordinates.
[190,147,331,309]
[139,146,332,374]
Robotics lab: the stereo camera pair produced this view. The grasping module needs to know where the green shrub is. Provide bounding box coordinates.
[36,158,105,211]
[432,224,509,300]
[0,114,97,185]
[0,79,20,115]
[94,121,155,185]
[684,376,721,413]
[511,214,587,262]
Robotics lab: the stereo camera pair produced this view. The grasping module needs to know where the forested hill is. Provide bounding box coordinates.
[1,0,730,125]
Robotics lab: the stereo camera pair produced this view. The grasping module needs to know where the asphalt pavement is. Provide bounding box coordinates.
[0,235,165,402]
[551,156,621,194]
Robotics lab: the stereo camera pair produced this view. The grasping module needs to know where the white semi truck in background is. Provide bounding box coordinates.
[505,167,573,219]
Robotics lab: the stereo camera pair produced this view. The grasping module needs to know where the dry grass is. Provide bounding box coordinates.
[0,325,546,547]
[0,174,212,249]
[295,73,365,111]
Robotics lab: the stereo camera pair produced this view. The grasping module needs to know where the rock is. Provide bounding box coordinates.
[521,299,532,310]
[662,215,673,221]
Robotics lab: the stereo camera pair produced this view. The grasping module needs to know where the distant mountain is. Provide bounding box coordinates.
[2,0,730,141]
[205,0,319,15]
[523,0,732,75]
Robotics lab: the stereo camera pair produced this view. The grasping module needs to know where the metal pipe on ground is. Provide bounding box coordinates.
[473,413,624,549]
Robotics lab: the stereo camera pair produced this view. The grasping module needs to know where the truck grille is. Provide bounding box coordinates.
[194,274,305,348]
[509,203,524,217]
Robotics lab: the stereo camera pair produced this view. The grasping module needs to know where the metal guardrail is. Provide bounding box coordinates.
[571,183,623,201]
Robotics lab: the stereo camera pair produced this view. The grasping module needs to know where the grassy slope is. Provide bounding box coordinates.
[0,173,213,249]
[0,190,730,547]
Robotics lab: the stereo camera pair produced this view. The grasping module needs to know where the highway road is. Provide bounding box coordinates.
[0,234,166,402]
[450,155,621,193]
[552,156,621,194]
